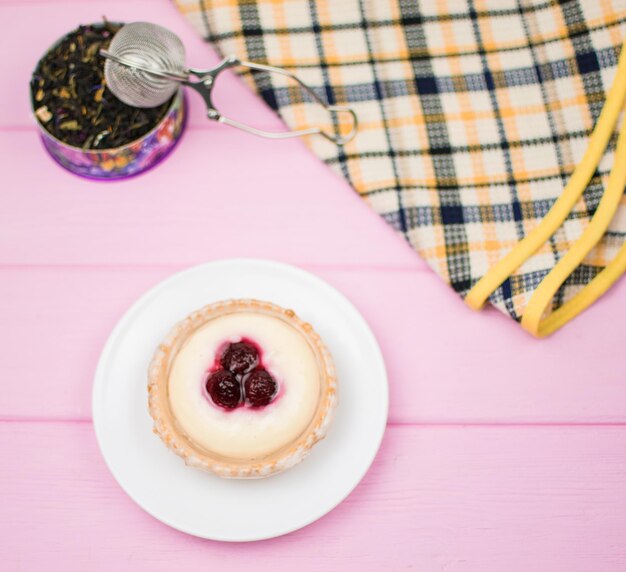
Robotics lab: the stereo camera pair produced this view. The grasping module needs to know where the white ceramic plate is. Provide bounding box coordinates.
[93,259,388,541]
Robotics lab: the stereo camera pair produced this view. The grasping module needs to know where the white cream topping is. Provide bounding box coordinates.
[168,312,321,460]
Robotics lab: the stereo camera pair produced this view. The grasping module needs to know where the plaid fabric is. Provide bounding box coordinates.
[175,0,626,323]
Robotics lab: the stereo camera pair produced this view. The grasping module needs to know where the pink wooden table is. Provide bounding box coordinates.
[2,1,626,570]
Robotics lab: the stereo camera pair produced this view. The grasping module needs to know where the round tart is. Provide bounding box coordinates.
[148,299,337,478]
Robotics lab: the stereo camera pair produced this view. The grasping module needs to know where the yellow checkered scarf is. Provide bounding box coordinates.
[175,0,626,336]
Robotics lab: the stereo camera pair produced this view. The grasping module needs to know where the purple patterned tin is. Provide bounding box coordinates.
[31,24,186,180]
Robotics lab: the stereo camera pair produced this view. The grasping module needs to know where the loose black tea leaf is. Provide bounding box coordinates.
[31,21,174,149]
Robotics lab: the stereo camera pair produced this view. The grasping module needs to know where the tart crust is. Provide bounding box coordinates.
[148,299,337,478]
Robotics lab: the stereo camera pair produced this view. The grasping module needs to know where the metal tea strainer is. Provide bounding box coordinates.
[101,22,358,144]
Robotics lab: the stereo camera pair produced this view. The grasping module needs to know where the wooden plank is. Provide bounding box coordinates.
[0,129,419,267]
[3,266,626,423]
[1,422,625,571]
[2,0,422,269]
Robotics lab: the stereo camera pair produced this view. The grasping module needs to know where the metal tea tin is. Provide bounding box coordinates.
[31,24,186,180]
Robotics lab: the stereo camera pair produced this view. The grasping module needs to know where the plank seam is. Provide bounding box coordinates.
[0,263,429,273]
[2,417,626,427]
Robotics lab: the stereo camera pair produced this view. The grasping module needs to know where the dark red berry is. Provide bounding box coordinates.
[244,369,277,407]
[206,370,241,409]
[220,341,259,375]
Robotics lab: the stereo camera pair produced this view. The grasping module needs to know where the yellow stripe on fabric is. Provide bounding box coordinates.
[526,238,626,337]
[465,42,626,311]
[521,114,626,336]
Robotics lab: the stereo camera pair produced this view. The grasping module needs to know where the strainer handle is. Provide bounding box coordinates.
[188,57,358,145]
